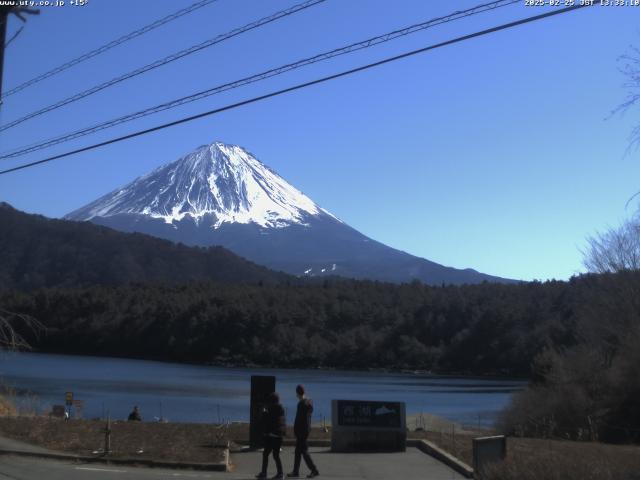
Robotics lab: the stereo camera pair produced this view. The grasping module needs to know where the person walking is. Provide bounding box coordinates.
[287,385,319,478]
[256,392,286,480]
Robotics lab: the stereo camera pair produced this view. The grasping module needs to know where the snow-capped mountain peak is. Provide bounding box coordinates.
[65,140,514,285]
[67,141,339,229]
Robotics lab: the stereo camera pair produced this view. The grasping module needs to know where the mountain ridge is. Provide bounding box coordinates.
[66,141,516,285]
[0,202,291,290]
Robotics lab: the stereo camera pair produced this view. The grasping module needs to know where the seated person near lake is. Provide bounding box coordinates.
[128,405,142,421]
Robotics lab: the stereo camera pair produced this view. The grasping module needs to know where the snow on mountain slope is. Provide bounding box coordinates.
[66,140,515,285]
[67,142,339,229]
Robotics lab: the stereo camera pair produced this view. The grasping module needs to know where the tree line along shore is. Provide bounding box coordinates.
[2,267,639,444]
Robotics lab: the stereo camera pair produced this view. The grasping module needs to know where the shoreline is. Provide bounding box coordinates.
[7,349,529,381]
[2,351,521,428]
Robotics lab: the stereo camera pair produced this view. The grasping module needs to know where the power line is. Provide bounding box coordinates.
[0,3,594,177]
[0,0,327,133]
[0,0,520,160]
[1,0,219,100]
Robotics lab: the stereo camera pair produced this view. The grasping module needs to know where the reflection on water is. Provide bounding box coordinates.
[0,352,525,427]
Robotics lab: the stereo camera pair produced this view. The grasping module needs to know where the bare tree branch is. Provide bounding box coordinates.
[611,45,640,203]
[582,217,640,274]
[0,308,44,351]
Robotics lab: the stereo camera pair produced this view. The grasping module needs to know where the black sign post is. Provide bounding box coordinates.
[249,375,276,449]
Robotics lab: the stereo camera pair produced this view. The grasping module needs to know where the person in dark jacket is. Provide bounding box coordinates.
[127,405,142,421]
[257,392,286,480]
[287,385,319,478]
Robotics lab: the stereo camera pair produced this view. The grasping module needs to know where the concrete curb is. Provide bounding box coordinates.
[408,439,474,478]
[0,447,230,471]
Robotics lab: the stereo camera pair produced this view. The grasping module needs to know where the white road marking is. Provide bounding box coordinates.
[160,474,214,478]
[72,465,217,478]
[75,466,126,473]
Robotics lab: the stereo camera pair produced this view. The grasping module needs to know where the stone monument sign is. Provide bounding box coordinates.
[331,399,406,452]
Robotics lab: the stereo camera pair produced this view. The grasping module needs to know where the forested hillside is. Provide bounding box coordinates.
[0,203,290,289]
[1,274,606,375]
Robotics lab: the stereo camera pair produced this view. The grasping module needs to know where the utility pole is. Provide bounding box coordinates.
[0,7,10,101]
[0,5,39,105]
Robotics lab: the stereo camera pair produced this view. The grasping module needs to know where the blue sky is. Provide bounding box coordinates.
[0,0,638,281]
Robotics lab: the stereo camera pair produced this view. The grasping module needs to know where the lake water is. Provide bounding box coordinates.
[0,352,525,428]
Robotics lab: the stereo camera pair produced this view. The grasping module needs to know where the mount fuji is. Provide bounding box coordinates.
[66,141,511,285]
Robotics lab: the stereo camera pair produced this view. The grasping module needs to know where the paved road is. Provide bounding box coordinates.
[0,447,464,479]
[0,456,218,480]
[232,446,464,480]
